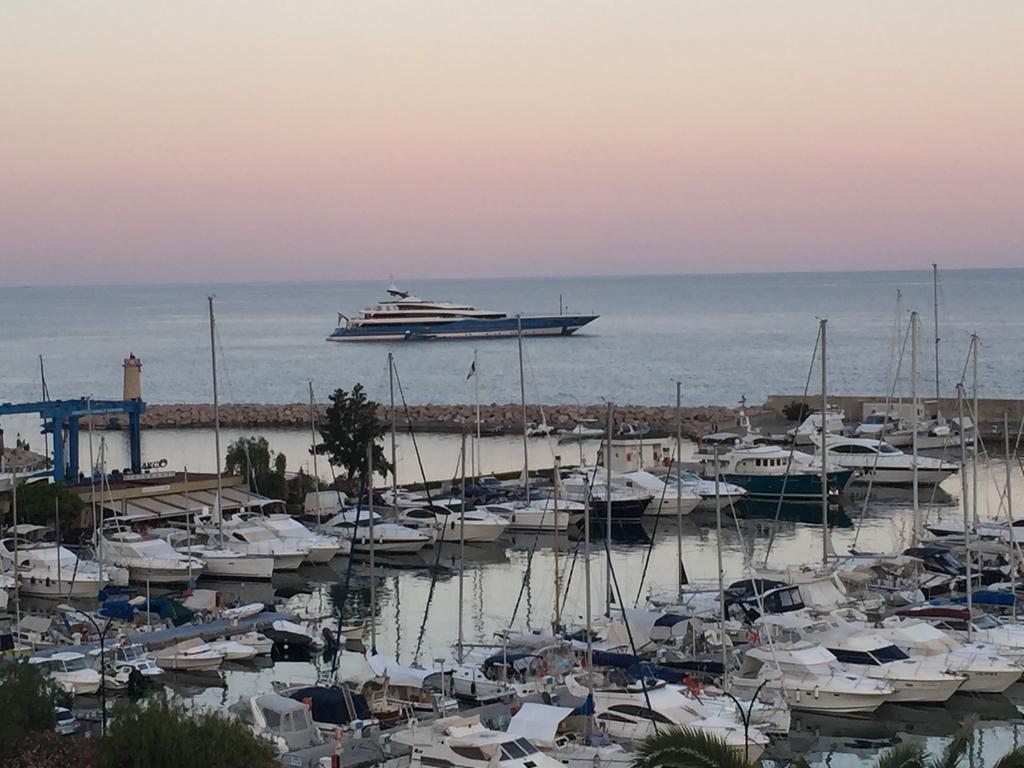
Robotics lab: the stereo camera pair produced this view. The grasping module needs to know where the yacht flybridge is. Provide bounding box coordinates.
[327,286,598,341]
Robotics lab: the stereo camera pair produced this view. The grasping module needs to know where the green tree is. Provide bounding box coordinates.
[4,481,84,532]
[0,660,56,756]
[313,384,391,488]
[224,436,287,500]
[97,692,276,768]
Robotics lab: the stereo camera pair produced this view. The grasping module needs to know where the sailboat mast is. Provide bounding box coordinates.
[517,316,529,497]
[474,348,481,481]
[457,431,466,663]
[583,465,594,735]
[714,446,727,685]
[388,353,398,509]
[676,381,683,593]
[933,264,942,421]
[309,381,321,531]
[911,312,920,546]
[1007,415,1015,626]
[605,401,613,616]
[11,467,20,630]
[552,455,561,631]
[957,381,973,640]
[972,335,979,526]
[820,318,829,565]
[208,296,224,548]
[368,441,377,653]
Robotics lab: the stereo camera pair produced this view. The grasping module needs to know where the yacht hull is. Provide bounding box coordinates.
[719,470,853,501]
[327,314,598,342]
[200,556,275,580]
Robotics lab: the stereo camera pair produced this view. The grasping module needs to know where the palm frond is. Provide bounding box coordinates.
[927,715,976,768]
[873,742,927,768]
[992,747,1024,768]
[632,726,755,768]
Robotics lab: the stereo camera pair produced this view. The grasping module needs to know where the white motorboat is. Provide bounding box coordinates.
[151,528,275,580]
[855,410,902,439]
[208,639,259,661]
[508,703,635,768]
[227,630,274,656]
[870,617,1020,693]
[1,525,118,598]
[236,503,346,563]
[398,505,510,544]
[557,420,606,441]
[564,673,768,758]
[734,642,894,713]
[153,638,225,671]
[619,470,701,516]
[556,471,652,521]
[91,641,165,689]
[30,651,103,695]
[761,614,966,703]
[787,407,848,445]
[811,435,958,486]
[323,509,431,553]
[390,713,565,768]
[895,606,1024,665]
[97,525,205,584]
[666,466,748,503]
[484,499,579,532]
[215,525,308,571]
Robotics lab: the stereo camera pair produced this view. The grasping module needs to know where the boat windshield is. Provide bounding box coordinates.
[869,645,909,663]
[973,615,1002,630]
[864,414,891,425]
[877,443,901,454]
[63,657,88,671]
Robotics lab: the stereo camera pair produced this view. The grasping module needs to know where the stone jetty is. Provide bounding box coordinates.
[86,402,761,441]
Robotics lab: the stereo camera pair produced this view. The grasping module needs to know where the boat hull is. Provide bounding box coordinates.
[718,470,853,501]
[327,314,598,342]
[200,556,275,580]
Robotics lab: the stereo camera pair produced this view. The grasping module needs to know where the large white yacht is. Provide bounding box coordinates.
[328,286,598,342]
[97,522,205,584]
[810,435,958,486]
[1,525,125,598]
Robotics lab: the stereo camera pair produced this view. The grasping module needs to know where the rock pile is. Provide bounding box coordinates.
[85,402,757,440]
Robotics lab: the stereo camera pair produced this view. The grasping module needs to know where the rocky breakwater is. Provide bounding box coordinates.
[87,402,759,441]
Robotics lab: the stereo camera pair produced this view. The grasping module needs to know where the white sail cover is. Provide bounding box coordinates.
[368,653,438,689]
[508,703,575,748]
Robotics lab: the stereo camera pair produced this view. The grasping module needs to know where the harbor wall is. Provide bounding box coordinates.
[85,402,757,440]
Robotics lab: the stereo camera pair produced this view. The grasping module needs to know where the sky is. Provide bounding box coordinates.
[1,2,1022,285]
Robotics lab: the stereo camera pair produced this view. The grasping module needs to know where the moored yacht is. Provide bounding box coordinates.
[30,651,102,695]
[328,286,597,342]
[98,523,205,584]
[322,509,431,553]
[485,498,580,532]
[1,525,122,598]
[734,641,894,713]
[811,435,958,486]
[698,443,853,502]
[233,506,344,563]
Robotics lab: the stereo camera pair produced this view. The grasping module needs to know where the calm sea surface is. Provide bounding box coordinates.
[2,269,1022,408]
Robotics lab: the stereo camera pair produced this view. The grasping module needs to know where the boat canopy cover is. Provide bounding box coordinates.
[290,686,371,724]
[482,652,538,672]
[368,653,440,689]
[507,703,574,748]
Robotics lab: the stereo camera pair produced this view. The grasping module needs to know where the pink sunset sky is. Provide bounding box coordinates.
[2,2,1022,285]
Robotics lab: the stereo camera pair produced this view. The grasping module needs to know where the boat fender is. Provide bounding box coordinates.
[510,703,521,716]
[813,685,820,699]
[747,630,758,645]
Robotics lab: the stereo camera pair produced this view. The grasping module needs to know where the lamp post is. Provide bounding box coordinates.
[60,605,112,735]
[721,679,770,764]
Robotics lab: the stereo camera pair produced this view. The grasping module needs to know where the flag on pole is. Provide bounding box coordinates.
[466,360,476,380]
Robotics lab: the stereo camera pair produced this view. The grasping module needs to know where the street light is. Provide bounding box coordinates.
[59,604,113,735]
